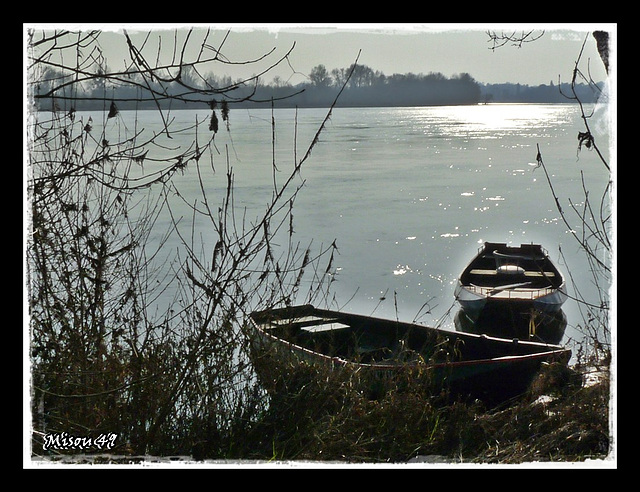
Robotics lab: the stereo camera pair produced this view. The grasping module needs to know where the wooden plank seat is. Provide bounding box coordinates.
[263,315,351,333]
[469,268,555,277]
[300,322,351,333]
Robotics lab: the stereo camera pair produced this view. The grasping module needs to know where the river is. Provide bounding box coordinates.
[82,103,614,348]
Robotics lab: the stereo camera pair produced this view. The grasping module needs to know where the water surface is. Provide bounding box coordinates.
[86,103,613,345]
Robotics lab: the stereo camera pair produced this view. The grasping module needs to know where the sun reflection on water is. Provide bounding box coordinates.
[411,103,574,138]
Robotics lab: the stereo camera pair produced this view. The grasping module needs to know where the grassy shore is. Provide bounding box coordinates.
[238,359,611,465]
[32,357,611,467]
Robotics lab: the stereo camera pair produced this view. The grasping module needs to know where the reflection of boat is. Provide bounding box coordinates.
[455,242,567,320]
[455,307,567,345]
[248,304,571,402]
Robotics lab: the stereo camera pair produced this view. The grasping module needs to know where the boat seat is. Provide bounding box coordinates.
[300,322,351,333]
[523,271,555,277]
[469,269,497,275]
[266,315,340,329]
[469,268,555,278]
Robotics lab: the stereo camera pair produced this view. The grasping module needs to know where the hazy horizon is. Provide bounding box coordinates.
[24,23,614,87]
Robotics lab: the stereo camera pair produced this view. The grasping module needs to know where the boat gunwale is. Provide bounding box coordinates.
[460,283,563,301]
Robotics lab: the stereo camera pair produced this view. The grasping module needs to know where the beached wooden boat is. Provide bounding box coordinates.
[247,304,571,402]
[454,242,567,321]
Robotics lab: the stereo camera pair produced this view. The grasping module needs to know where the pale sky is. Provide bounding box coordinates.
[27,23,614,86]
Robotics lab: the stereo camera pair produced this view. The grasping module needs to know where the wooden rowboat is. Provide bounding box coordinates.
[455,242,568,321]
[247,304,571,402]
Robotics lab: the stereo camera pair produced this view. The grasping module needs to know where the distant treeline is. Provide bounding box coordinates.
[32,62,604,112]
[480,81,604,104]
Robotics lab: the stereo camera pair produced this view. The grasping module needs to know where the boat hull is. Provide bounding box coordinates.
[247,304,571,403]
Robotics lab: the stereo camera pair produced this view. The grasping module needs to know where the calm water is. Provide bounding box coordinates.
[84,103,613,345]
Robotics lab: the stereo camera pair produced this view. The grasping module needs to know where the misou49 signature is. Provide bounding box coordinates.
[42,432,118,451]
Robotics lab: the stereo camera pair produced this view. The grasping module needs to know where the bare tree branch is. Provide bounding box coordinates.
[486,29,545,51]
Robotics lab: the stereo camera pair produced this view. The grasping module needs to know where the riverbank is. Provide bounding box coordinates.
[29,360,612,467]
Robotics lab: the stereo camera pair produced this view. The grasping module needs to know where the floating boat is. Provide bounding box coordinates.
[248,304,571,402]
[454,242,567,321]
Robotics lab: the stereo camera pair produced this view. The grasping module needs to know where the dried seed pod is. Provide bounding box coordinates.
[108,101,118,119]
[209,111,219,133]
